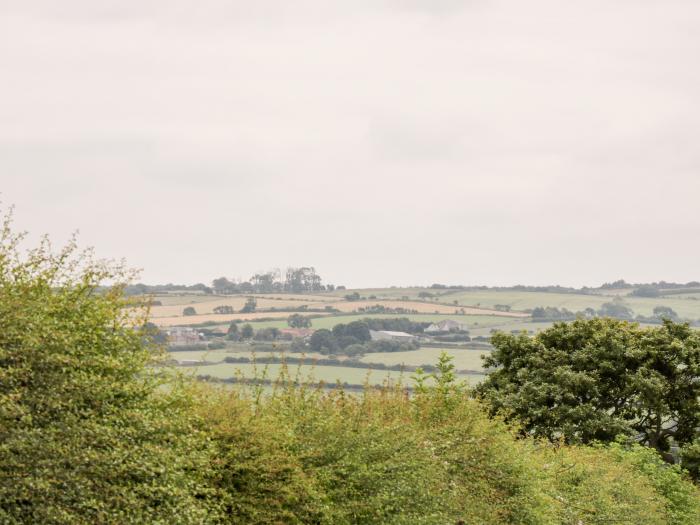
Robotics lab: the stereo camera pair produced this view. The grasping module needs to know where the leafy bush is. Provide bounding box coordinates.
[0,213,216,523]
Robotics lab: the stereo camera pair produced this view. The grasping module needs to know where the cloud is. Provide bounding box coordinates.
[2,1,699,286]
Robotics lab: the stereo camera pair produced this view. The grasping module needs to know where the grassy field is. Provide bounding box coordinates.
[154,311,334,327]
[359,347,487,371]
[322,299,524,317]
[146,286,700,331]
[333,288,700,320]
[175,361,485,387]
[233,313,515,331]
[167,345,488,371]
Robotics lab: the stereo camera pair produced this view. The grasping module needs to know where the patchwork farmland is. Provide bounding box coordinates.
[148,283,700,388]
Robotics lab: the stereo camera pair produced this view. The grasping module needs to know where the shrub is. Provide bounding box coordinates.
[0,213,216,523]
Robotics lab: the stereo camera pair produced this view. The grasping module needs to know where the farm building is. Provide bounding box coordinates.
[369,330,416,342]
[165,327,204,346]
[425,319,469,333]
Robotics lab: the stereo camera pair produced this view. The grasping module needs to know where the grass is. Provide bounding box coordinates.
[359,347,488,371]
[176,361,485,387]
[326,288,700,320]
[238,313,514,331]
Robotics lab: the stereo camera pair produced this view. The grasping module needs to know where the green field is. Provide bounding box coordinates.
[168,346,489,371]
[158,287,700,339]
[175,361,484,387]
[165,348,231,363]
[240,313,513,331]
[327,288,700,320]
[359,347,487,371]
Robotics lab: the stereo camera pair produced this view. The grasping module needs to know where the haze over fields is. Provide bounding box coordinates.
[3,0,700,288]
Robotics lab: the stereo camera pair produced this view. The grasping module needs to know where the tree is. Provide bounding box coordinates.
[212,276,237,294]
[631,285,661,298]
[284,266,323,293]
[309,329,339,354]
[143,321,168,344]
[597,298,634,319]
[254,328,280,341]
[226,321,239,340]
[249,269,282,293]
[653,305,679,322]
[287,313,312,328]
[477,319,700,463]
[240,297,257,313]
[183,306,197,316]
[213,305,234,314]
[0,211,213,522]
[240,323,254,339]
[332,320,371,343]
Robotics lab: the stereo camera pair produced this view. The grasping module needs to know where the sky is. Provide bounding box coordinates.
[2,1,699,288]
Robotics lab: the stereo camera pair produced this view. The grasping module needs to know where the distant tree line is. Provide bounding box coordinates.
[529,300,697,325]
[121,267,343,296]
[124,282,213,295]
[222,355,484,375]
[289,318,423,357]
[428,280,700,295]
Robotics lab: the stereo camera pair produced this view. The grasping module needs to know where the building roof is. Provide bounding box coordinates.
[373,330,414,337]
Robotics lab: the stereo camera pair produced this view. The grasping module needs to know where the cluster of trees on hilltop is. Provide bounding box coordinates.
[530,300,699,325]
[429,280,700,295]
[212,267,338,294]
[121,267,344,296]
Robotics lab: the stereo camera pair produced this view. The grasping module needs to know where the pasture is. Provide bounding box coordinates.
[235,313,516,332]
[175,361,484,387]
[359,347,487,372]
[145,285,700,331]
[327,288,700,320]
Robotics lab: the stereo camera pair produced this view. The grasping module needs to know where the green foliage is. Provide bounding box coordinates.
[240,296,257,313]
[477,318,700,459]
[226,321,239,340]
[597,297,634,319]
[0,212,215,523]
[287,313,312,328]
[332,320,371,343]
[214,305,234,314]
[240,323,254,339]
[632,285,662,298]
[183,305,197,316]
[2,213,699,524]
[680,439,700,482]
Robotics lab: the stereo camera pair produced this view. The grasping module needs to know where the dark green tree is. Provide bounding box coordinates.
[226,321,239,340]
[212,276,237,294]
[183,306,197,316]
[597,298,634,319]
[240,297,257,313]
[477,319,700,463]
[287,313,312,328]
[213,305,234,314]
[240,323,254,339]
[309,329,339,354]
[653,305,679,321]
[332,320,371,343]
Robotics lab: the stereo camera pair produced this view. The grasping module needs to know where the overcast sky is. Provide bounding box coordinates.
[2,1,699,288]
